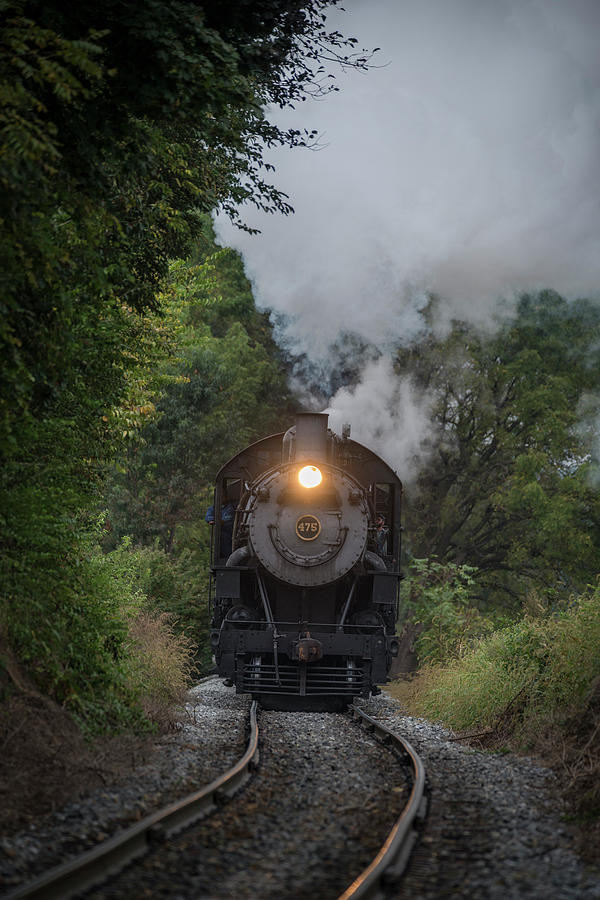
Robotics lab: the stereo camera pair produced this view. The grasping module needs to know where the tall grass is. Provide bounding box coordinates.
[402,590,600,733]
[125,612,197,730]
[393,586,600,830]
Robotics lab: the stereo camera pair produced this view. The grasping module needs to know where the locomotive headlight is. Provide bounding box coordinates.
[298,465,322,489]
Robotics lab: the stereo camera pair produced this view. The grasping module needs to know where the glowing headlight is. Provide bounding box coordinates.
[298,465,322,489]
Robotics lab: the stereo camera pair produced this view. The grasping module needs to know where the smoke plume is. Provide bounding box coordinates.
[215,0,600,473]
[325,358,436,485]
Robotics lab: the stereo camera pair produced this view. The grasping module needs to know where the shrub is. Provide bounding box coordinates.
[407,588,600,732]
[1,534,205,735]
[2,512,149,734]
[97,537,212,672]
[393,585,600,833]
[400,558,493,665]
[124,612,197,730]
[85,538,206,728]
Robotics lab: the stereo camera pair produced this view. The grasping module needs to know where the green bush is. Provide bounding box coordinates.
[97,536,212,673]
[2,528,207,734]
[401,558,493,665]
[403,585,600,735]
[82,536,210,729]
[396,585,600,828]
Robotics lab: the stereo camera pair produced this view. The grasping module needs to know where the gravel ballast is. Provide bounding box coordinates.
[2,682,599,899]
[83,705,408,900]
[356,693,600,900]
[0,679,250,894]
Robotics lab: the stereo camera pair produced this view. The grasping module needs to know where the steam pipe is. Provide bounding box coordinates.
[256,570,282,685]
[337,577,358,632]
[364,551,387,572]
[256,570,274,625]
[226,546,250,567]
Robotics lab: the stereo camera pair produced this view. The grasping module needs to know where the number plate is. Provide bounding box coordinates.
[295,514,322,541]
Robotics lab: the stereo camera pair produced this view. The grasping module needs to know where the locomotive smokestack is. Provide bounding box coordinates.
[295,412,328,462]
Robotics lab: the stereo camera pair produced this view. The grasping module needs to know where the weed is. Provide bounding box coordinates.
[392,584,600,855]
[125,611,197,731]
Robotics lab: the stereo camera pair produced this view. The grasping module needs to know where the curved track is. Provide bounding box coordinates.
[339,704,427,899]
[4,699,259,900]
[5,694,425,900]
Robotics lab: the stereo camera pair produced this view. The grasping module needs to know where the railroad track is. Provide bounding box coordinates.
[5,694,425,900]
[4,697,259,900]
[341,704,427,899]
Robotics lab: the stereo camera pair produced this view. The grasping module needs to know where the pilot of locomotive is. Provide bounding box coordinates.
[208,413,401,710]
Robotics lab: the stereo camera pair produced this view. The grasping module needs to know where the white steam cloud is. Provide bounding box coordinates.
[215,0,600,474]
[325,358,436,482]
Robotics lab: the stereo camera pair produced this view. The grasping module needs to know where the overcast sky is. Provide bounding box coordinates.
[215,0,600,471]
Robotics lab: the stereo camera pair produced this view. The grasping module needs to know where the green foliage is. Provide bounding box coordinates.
[103,225,294,553]
[405,586,600,734]
[1,0,356,730]
[401,558,493,665]
[1,520,147,732]
[403,292,600,607]
[101,538,213,673]
[394,584,600,825]
[392,583,600,821]
[0,0,367,448]
[8,534,208,733]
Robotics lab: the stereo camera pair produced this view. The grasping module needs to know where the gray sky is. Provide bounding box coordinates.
[215,0,600,472]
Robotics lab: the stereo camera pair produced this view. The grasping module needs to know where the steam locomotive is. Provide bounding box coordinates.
[208,413,401,709]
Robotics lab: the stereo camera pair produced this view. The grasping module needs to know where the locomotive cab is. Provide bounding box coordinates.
[208,413,402,710]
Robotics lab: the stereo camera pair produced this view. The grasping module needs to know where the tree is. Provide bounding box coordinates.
[0,0,370,448]
[104,227,295,551]
[0,0,364,719]
[402,292,600,606]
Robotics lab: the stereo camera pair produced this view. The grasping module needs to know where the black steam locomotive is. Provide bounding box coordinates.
[208,413,401,709]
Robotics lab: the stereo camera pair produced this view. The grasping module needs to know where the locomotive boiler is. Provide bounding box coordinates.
[208,413,402,709]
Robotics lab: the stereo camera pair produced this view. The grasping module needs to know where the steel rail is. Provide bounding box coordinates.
[337,704,427,900]
[5,699,259,900]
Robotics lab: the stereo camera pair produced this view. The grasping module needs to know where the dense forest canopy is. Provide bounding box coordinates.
[1,0,369,449]
[0,0,365,726]
[400,292,600,606]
